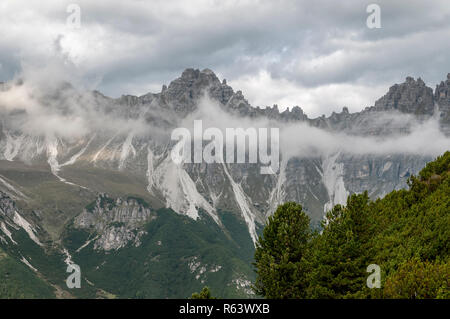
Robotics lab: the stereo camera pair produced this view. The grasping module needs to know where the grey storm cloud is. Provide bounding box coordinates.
[1,0,450,117]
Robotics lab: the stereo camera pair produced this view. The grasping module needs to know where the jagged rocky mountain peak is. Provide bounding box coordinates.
[374,75,435,115]
[172,68,222,90]
[0,69,449,232]
[154,68,235,115]
[96,70,450,128]
[435,75,450,127]
[435,74,450,105]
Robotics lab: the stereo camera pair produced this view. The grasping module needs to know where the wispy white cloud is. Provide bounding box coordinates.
[185,96,450,158]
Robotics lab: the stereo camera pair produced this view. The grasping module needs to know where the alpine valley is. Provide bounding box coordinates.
[0,68,449,298]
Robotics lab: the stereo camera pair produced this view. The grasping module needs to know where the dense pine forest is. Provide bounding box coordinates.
[253,151,449,299]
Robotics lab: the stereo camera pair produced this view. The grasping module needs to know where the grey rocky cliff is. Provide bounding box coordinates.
[74,194,156,251]
[0,69,449,241]
[435,73,450,133]
[0,191,43,246]
[0,191,17,220]
[121,70,445,135]
[374,77,434,116]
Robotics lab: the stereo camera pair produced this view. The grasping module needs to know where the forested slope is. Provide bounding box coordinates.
[254,151,450,299]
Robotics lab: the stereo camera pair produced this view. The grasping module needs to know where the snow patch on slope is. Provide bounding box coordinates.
[45,137,89,189]
[222,163,257,245]
[153,154,219,224]
[118,132,136,170]
[322,152,349,213]
[3,133,24,161]
[20,256,38,272]
[146,146,155,193]
[0,221,17,244]
[63,248,74,266]
[13,211,42,246]
[92,134,116,163]
[268,159,287,217]
[60,135,95,167]
[46,137,61,177]
[76,236,98,253]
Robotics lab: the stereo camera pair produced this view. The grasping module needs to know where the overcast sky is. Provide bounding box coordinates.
[1,0,450,117]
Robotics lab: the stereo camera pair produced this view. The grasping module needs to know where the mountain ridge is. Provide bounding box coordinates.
[111,68,450,124]
[0,68,449,298]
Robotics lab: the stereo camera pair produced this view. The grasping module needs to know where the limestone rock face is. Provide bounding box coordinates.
[435,73,450,131]
[74,194,155,251]
[0,191,42,247]
[1,69,449,299]
[0,192,16,220]
[0,69,449,241]
[374,77,434,116]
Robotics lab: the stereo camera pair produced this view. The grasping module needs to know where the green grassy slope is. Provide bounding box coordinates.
[0,247,55,299]
[62,206,256,298]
